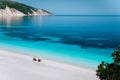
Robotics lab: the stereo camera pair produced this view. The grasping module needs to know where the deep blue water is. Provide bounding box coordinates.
[0,15,120,69]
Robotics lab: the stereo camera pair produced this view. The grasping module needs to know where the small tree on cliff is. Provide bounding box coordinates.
[96,46,120,80]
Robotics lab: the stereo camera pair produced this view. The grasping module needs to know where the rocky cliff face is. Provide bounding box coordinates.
[0,6,25,16]
[0,1,52,16]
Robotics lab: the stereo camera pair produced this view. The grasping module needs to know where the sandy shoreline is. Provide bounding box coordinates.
[0,49,99,80]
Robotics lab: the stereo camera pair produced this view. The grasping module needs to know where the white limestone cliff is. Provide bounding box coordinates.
[0,6,51,16]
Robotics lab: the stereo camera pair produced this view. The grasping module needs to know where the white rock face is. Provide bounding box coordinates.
[0,6,51,16]
[36,9,51,15]
[0,6,25,16]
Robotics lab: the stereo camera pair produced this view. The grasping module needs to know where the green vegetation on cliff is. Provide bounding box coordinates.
[0,0,38,14]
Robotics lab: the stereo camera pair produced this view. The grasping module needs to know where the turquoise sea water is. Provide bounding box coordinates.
[0,15,120,69]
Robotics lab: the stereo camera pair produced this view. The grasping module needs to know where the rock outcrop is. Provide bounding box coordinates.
[0,0,52,16]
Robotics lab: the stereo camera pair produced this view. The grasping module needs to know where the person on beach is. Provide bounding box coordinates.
[33,57,37,61]
[38,58,41,62]
[33,57,42,62]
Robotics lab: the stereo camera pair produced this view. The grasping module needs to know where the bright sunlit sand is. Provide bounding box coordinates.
[0,49,99,80]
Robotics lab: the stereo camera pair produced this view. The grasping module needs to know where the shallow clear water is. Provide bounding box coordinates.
[0,15,120,69]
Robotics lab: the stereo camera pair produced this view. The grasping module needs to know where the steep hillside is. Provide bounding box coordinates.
[0,0,52,16]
